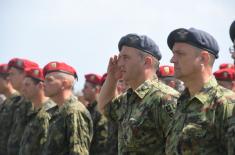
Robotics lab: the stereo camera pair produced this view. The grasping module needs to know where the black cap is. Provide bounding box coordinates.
[229,21,235,42]
[118,33,162,60]
[167,28,219,58]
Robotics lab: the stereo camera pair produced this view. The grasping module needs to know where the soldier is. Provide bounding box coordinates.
[83,73,108,155]
[42,61,93,155]
[19,67,56,155]
[98,33,179,154]
[165,27,235,155]
[7,58,38,155]
[214,68,235,90]
[0,64,18,155]
[157,65,185,93]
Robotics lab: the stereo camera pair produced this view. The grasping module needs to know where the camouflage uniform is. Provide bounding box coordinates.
[87,101,108,155]
[165,77,235,155]
[19,99,56,155]
[42,95,93,155]
[0,92,19,155]
[104,79,179,155]
[7,96,34,155]
[106,121,118,155]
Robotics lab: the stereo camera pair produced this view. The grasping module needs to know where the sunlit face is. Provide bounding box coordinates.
[170,43,201,81]
[118,46,144,83]
[82,81,96,102]
[21,77,39,100]
[8,67,25,91]
[218,80,233,90]
[44,73,63,98]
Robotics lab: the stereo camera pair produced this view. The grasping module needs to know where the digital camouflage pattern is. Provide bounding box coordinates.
[42,95,93,155]
[7,96,34,155]
[87,101,108,155]
[106,121,118,155]
[165,77,235,155]
[0,92,19,155]
[104,78,179,155]
[19,99,56,155]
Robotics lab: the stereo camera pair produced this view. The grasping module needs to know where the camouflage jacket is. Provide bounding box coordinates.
[19,99,56,155]
[104,79,179,155]
[87,101,108,155]
[106,120,118,155]
[42,95,93,155]
[0,92,19,155]
[7,96,34,155]
[165,77,235,155]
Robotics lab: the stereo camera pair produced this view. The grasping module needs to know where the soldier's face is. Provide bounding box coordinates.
[44,73,63,98]
[8,67,25,92]
[21,77,39,100]
[170,43,201,82]
[82,82,96,102]
[118,46,144,83]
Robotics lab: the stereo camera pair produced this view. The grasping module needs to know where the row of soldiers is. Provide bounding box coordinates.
[0,21,235,155]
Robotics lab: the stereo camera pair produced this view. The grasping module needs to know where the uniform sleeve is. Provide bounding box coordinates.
[226,103,235,155]
[156,94,177,137]
[66,112,92,155]
[89,111,108,154]
[103,95,123,122]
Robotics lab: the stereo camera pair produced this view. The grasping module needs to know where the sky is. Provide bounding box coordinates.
[1,0,235,91]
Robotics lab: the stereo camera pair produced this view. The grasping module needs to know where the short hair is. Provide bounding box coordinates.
[54,72,76,89]
[194,46,215,66]
[137,49,160,71]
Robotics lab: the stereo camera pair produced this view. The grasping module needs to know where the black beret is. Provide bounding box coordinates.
[118,33,162,60]
[167,28,219,58]
[229,21,235,42]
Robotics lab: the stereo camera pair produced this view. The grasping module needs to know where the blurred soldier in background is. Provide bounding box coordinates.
[82,73,108,155]
[19,67,56,155]
[0,64,18,155]
[214,68,235,91]
[7,58,38,155]
[157,65,185,93]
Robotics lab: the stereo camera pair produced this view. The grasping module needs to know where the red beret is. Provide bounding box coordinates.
[85,73,102,85]
[0,64,9,74]
[157,65,174,77]
[219,63,235,70]
[25,67,44,81]
[100,73,107,85]
[8,58,39,71]
[214,68,235,81]
[43,61,77,79]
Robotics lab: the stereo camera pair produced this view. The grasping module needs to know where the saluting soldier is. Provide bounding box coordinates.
[98,33,179,155]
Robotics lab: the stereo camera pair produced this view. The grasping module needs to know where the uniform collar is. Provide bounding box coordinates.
[130,78,157,99]
[182,76,218,104]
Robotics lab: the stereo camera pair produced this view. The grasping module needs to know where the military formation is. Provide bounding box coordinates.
[0,21,235,155]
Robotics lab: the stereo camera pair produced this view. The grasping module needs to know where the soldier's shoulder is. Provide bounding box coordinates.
[215,86,235,104]
[152,81,180,98]
[66,99,91,116]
